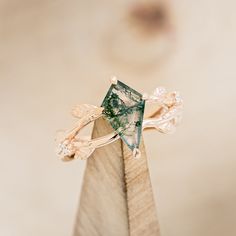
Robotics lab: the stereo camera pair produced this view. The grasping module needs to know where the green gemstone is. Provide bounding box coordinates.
[101,80,145,151]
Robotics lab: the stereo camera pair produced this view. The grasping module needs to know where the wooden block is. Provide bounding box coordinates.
[73,117,160,236]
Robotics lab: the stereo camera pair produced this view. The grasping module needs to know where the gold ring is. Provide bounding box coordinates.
[55,78,183,161]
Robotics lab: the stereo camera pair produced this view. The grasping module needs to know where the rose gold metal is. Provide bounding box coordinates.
[110,76,118,85]
[56,88,183,161]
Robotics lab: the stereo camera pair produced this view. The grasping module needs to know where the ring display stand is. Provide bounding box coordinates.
[73,117,160,236]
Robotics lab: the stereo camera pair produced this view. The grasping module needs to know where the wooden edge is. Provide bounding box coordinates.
[73,117,160,236]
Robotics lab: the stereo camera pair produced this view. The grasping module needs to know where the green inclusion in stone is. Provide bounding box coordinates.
[101,80,145,151]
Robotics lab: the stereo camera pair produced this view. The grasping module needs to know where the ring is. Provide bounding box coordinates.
[55,78,183,161]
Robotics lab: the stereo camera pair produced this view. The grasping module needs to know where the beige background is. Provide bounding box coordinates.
[0,0,236,235]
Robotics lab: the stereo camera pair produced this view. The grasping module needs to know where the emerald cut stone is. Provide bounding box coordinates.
[101,80,145,151]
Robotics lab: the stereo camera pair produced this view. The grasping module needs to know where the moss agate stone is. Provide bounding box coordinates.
[101,80,145,151]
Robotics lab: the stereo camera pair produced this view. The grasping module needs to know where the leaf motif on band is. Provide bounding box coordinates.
[71,104,97,118]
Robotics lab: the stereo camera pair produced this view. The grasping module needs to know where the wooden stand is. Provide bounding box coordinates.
[73,117,160,236]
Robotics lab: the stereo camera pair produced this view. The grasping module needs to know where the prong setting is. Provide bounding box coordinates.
[142,93,149,100]
[110,76,118,85]
[133,148,141,159]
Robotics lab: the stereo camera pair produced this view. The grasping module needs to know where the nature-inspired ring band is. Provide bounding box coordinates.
[55,78,183,161]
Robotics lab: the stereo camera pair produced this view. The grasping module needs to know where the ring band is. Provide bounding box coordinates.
[56,79,183,161]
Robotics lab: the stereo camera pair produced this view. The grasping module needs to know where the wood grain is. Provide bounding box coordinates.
[73,117,160,236]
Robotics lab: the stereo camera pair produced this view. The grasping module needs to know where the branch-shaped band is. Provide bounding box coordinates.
[56,87,183,161]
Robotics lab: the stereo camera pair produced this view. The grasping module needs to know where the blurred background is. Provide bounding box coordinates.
[0,0,236,235]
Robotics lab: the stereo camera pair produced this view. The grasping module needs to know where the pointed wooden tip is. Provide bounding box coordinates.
[74,117,160,236]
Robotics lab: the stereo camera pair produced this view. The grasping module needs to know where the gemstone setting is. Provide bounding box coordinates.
[101,80,145,151]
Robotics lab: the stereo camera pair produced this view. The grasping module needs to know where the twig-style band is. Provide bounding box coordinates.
[56,79,183,161]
